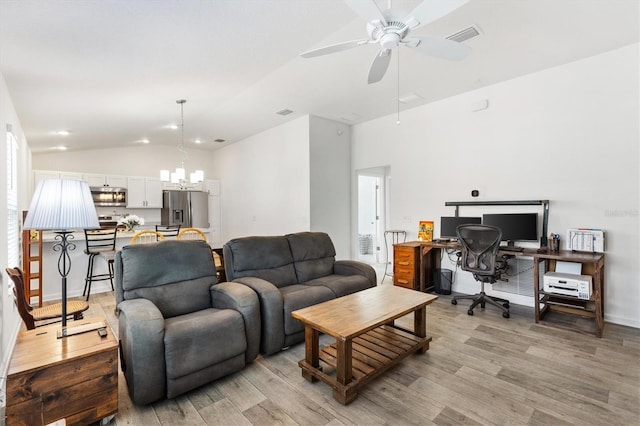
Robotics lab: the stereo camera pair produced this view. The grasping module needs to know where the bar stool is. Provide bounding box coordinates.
[383,230,406,283]
[83,227,118,301]
[156,224,181,239]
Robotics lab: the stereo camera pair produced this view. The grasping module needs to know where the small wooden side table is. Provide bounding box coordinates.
[5,317,118,426]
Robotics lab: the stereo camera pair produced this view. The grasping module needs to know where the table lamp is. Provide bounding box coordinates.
[23,179,99,337]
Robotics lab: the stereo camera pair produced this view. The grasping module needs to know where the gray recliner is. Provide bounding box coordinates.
[223,231,376,355]
[115,240,260,405]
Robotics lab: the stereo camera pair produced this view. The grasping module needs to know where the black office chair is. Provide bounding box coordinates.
[451,224,510,318]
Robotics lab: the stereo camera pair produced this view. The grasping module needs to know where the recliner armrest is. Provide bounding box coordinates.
[118,298,166,405]
[210,282,261,363]
[233,277,285,355]
[334,260,377,287]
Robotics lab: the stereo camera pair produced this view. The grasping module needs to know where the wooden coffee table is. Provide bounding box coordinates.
[291,285,438,404]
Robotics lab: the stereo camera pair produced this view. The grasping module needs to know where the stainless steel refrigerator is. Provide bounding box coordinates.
[161,190,210,228]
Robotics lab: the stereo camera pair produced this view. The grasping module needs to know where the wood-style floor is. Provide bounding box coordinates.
[84,283,640,426]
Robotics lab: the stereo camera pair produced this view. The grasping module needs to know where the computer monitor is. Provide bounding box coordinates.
[482,213,538,247]
[440,216,482,239]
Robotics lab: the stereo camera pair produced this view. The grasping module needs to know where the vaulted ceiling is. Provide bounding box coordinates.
[1,0,637,153]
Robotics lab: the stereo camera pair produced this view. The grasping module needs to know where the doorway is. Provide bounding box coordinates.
[356,167,389,268]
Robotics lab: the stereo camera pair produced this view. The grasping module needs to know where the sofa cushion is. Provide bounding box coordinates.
[164,308,246,380]
[305,274,374,298]
[118,240,216,317]
[286,232,336,283]
[280,284,335,335]
[224,236,298,287]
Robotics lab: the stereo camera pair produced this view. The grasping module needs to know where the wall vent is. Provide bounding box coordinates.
[276,109,293,116]
[446,25,480,43]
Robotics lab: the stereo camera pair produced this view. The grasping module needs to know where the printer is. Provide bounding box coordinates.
[543,272,592,300]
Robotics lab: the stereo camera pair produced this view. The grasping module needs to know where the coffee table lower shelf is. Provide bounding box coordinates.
[298,324,432,404]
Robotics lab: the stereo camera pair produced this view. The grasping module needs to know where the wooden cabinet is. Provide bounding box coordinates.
[5,318,118,425]
[393,243,420,289]
[533,250,605,337]
[127,177,163,208]
[82,173,127,188]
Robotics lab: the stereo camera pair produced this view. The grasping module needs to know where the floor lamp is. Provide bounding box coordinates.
[23,179,99,338]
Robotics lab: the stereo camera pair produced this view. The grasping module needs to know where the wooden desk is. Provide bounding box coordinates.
[393,242,606,337]
[292,286,437,404]
[5,317,118,426]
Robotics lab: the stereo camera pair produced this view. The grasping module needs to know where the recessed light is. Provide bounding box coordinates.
[167,124,178,130]
[140,139,150,144]
[194,139,201,144]
[55,130,70,136]
[214,139,226,143]
[55,146,67,151]
[276,109,293,116]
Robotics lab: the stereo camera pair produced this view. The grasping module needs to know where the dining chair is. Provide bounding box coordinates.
[5,267,89,330]
[177,227,207,241]
[130,230,166,244]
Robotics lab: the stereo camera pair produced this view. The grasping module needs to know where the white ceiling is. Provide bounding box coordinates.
[1,0,638,153]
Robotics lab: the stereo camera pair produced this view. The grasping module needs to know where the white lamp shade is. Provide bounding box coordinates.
[24,179,99,230]
[175,168,185,181]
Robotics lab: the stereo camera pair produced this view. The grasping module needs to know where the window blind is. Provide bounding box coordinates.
[6,130,19,269]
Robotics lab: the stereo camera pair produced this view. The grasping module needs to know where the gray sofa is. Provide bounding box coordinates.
[223,231,376,355]
[115,240,260,405]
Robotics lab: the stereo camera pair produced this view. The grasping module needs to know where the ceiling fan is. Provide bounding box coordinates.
[300,0,471,84]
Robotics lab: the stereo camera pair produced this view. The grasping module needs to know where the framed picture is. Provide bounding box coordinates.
[418,221,433,241]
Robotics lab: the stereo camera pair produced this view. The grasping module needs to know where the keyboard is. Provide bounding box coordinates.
[500,246,524,252]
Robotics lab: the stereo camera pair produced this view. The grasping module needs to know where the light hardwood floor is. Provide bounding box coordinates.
[83,284,639,426]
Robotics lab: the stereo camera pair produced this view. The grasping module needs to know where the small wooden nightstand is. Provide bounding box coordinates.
[5,317,118,426]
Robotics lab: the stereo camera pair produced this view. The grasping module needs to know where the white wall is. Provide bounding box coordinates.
[32,144,216,181]
[0,72,32,403]
[309,116,351,259]
[352,44,639,327]
[211,116,311,241]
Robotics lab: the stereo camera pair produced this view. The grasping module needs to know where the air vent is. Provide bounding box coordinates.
[276,109,293,116]
[213,138,226,143]
[446,25,480,43]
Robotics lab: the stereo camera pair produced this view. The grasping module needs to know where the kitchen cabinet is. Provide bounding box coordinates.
[33,170,83,192]
[127,177,163,208]
[83,173,127,188]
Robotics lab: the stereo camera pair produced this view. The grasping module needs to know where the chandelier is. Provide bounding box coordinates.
[160,99,204,189]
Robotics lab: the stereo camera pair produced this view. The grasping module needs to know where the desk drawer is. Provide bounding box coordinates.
[394,269,415,289]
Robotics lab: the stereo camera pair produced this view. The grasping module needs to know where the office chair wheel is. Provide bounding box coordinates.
[467,309,474,316]
[451,299,457,305]
[502,312,510,318]
[503,302,510,308]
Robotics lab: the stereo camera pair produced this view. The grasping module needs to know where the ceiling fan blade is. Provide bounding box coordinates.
[403,0,470,30]
[404,35,471,60]
[300,39,370,58]
[344,0,387,25]
[368,49,392,84]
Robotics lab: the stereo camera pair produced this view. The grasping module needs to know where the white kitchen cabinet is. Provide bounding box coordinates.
[33,170,83,192]
[83,173,128,188]
[127,177,163,208]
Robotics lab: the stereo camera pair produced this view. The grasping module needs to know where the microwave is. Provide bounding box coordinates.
[91,186,127,207]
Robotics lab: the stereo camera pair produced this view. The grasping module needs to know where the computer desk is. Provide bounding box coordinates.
[393,241,605,337]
